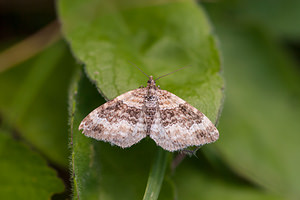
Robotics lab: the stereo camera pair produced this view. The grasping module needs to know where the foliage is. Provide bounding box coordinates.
[0,0,299,199]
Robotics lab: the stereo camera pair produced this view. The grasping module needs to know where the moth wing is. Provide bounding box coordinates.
[150,90,219,151]
[79,88,147,148]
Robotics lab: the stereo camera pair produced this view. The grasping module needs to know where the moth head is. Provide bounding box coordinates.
[147,76,156,86]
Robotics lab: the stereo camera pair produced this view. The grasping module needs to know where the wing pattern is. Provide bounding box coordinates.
[79,88,147,148]
[150,89,219,151]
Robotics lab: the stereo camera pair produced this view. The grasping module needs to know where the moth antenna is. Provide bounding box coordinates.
[154,66,190,81]
[127,61,149,78]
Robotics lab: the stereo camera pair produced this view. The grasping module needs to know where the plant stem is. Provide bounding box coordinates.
[142,148,170,200]
[0,20,60,73]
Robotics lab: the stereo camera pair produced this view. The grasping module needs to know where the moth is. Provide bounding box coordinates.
[79,68,219,151]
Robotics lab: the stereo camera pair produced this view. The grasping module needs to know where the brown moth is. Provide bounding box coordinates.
[79,71,219,152]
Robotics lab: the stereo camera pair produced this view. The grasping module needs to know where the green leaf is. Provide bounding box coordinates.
[174,159,283,200]
[60,0,224,199]
[211,20,300,198]
[0,41,77,167]
[69,71,174,200]
[58,0,224,122]
[0,131,64,200]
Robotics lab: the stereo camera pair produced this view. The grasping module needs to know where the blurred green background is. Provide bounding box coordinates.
[0,0,299,200]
